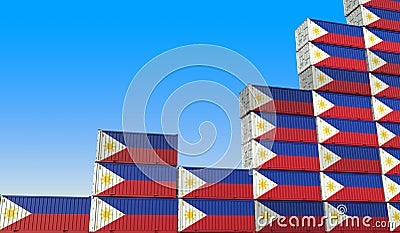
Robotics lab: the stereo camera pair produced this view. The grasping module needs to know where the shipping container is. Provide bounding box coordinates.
[241,112,317,144]
[253,169,321,201]
[242,140,320,171]
[347,6,400,32]
[96,130,178,166]
[296,42,367,74]
[0,196,90,233]
[313,91,373,120]
[344,0,400,16]
[92,163,176,198]
[324,202,389,232]
[364,27,400,53]
[380,148,400,174]
[367,49,400,76]
[388,203,400,232]
[316,117,379,147]
[295,18,364,51]
[383,175,400,202]
[239,85,314,118]
[89,197,177,233]
[321,172,384,202]
[299,66,371,96]
[370,73,400,99]
[372,96,400,123]
[177,167,252,200]
[255,200,325,232]
[377,122,400,148]
[178,199,254,232]
[319,144,381,174]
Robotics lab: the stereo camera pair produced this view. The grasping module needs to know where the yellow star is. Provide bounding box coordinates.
[323,126,332,136]
[314,50,323,60]
[100,208,113,221]
[327,181,336,192]
[389,184,397,194]
[185,178,196,188]
[372,57,380,65]
[4,207,18,221]
[386,157,394,167]
[377,105,386,114]
[317,74,326,83]
[105,142,116,152]
[324,153,333,163]
[366,13,374,21]
[381,130,389,140]
[258,179,269,191]
[101,174,112,186]
[313,27,321,36]
[257,122,266,131]
[185,210,196,221]
[393,212,400,222]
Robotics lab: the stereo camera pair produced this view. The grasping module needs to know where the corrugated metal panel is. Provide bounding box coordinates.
[370,73,400,99]
[344,0,400,16]
[177,167,252,200]
[347,6,400,32]
[377,122,400,148]
[253,169,321,201]
[0,196,90,233]
[296,42,367,74]
[364,27,400,53]
[316,117,379,147]
[372,96,400,122]
[242,140,319,171]
[319,144,381,173]
[324,202,389,232]
[239,85,313,118]
[92,163,176,198]
[178,199,254,232]
[96,130,178,166]
[255,200,324,232]
[313,91,373,120]
[367,49,400,76]
[241,112,317,144]
[295,18,364,51]
[299,66,371,96]
[321,172,384,202]
[90,197,177,233]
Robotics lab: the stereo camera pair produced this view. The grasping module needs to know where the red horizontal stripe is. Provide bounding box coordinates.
[316,57,367,72]
[379,111,400,123]
[324,158,382,174]
[99,148,177,166]
[324,132,379,147]
[95,180,176,198]
[319,106,373,121]
[376,86,400,99]
[182,215,255,232]
[317,80,371,96]
[257,128,317,143]
[182,183,253,200]
[314,34,364,48]
[374,64,400,76]
[98,215,177,232]
[259,155,320,172]
[256,101,314,116]
[257,185,321,201]
[370,19,400,33]
[371,41,400,54]
[328,187,385,202]
[1,214,89,232]
[382,137,400,149]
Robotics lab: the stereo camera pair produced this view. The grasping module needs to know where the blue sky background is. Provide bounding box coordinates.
[0,1,346,196]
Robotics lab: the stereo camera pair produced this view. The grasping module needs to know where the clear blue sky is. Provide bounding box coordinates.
[0,1,347,196]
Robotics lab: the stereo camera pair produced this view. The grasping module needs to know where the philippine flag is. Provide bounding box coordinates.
[364,27,400,53]
[376,122,400,148]
[367,49,400,76]
[253,170,321,201]
[370,73,400,99]
[313,91,373,121]
[321,172,385,202]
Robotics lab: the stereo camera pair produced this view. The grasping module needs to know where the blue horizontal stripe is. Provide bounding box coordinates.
[259,170,320,186]
[103,130,178,150]
[317,92,371,108]
[259,201,324,216]
[368,28,400,43]
[100,163,176,181]
[329,202,387,217]
[3,196,91,214]
[253,86,312,103]
[313,20,363,37]
[315,43,366,60]
[183,167,252,184]
[377,97,400,110]
[318,67,370,83]
[323,145,379,160]
[372,50,400,64]
[367,6,400,22]
[374,73,400,87]
[100,197,177,215]
[257,113,316,130]
[184,199,254,216]
[325,172,383,188]
[257,140,319,157]
[323,118,377,134]
[380,122,400,135]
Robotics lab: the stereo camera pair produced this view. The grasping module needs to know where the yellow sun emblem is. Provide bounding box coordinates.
[4,207,18,221]
[323,126,332,136]
[327,181,336,192]
[258,179,269,191]
[185,178,196,188]
[101,174,112,186]
[100,208,113,221]
[185,209,196,221]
